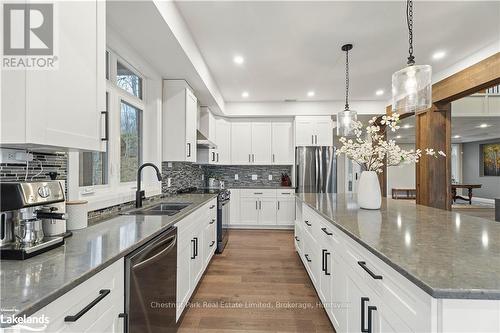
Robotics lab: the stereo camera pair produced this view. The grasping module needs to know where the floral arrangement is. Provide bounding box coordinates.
[336,113,445,173]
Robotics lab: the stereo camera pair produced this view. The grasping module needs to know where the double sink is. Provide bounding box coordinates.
[123,202,192,216]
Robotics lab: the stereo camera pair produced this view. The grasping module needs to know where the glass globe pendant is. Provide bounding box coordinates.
[391,0,432,114]
[337,44,357,137]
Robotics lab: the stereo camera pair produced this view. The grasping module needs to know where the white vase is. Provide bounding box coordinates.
[358,171,382,210]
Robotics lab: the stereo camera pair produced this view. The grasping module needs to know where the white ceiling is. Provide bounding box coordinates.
[175,1,500,103]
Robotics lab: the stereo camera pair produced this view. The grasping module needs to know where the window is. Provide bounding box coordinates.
[120,101,142,182]
[79,93,109,187]
[117,61,142,99]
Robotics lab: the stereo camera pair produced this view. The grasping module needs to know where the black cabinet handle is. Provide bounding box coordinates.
[209,218,216,224]
[361,297,369,333]
[217,153,219,162]
[278,201,280,210]
[194,237,198,258]
[191,239,196,259]
[304,220,311,226]
[304,254,311,262]
[294,236,300,242]
[254,192,263,195]
[367,306,377,333]
[187,143,191,157]
[209,240,215,247]
[65,289,110,322]
[212,152,215,161]
[322,249,327,273]
[321,227,333,236]
[101,111,109,141]
[118,313,128,333]
[358,261,383,280]
[209,205,215,209]
[325,251,331,276]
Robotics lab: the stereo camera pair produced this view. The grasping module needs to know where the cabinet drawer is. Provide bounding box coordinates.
[277,189,295,197]
[13,259,124,332]
[240,189,276,197]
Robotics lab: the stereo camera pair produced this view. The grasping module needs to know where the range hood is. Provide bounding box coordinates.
[196,130,217,149]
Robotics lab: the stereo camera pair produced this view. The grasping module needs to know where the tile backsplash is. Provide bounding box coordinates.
[0,151,67,183]
[162,162,205,194]
[203,165,292,188]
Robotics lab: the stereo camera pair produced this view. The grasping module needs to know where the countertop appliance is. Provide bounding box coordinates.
[176,187,230,253]
[124,226,177,333]
[296,146,337,193]
[0,181,67,260]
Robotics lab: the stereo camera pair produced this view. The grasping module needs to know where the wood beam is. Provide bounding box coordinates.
[415,103,452,210]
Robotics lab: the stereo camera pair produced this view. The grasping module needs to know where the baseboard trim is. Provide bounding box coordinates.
[228,224,294,230]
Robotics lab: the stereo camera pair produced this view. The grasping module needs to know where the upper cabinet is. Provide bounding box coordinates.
[295,116,333,146]
[251,122,272,164]
[231,122,253,164]
[1,1,106,151]
[215,117,231,164]
[163,80,198,162]
[271,122,294,164]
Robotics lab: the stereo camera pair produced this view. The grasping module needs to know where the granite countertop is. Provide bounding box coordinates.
[296,193,500,300]
[0,193,217,325]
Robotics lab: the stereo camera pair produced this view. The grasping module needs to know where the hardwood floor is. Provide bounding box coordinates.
[178,229,335,333]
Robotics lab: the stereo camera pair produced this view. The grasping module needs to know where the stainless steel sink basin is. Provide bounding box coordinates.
[122,202,192,216]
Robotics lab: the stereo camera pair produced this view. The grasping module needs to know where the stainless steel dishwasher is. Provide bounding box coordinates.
[123,226,177,333]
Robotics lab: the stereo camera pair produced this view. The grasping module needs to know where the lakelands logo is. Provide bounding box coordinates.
[2,3,58,69]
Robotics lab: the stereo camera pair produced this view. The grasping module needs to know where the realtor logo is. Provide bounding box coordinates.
[2,3,58,69]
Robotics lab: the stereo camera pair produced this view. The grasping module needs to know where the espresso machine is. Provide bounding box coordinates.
[0,181,68,260]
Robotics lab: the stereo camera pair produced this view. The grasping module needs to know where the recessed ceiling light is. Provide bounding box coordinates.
[233,55,244,65]
[241,91,249,98]
[307,91,315,97]
[403,124,412,129]
[454,135,461,138]
[396,135,402,139]
[478,123,489,128]
[432,51,446,60]
[375,89,384,96]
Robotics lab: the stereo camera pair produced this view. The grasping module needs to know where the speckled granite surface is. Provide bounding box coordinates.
[0,193,217,324]
[296,193,500,300]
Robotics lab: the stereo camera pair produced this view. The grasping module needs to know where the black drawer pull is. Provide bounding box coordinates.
[209,240,215,247]
[194,237,198,258]
[367,306,377,333]
[304,254,311,262]
[118,313,128,333]
[304,220,312,226]
[321,227,333,236]
[321,249,327,272]
[361,297,369,333]
[325,251,331,276]
[358,261,383,280]
[65,289,110,322]
[209,205,215,209]
[209,219,216,224]
[191,239,196,259]
[254,192,263,195]
[294,236,300,242]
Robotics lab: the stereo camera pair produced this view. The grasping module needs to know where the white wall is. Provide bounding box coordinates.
[387,143,416,195]
[224,100,386,117]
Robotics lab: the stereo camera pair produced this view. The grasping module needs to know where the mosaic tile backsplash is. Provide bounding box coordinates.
[162,162,205,194]
[203,165,293,188]
[0,151,67,183]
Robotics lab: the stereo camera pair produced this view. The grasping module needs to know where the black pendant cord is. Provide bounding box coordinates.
[344,47,350,111]
[406,0,415,65]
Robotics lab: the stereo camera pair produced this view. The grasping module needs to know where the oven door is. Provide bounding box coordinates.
[217,200,230,253]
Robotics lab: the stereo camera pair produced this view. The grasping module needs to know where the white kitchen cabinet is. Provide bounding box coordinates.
[231,122,253,164]
[229,189,241,224]
[271,122,294,164]
[239,197,260,224]
[276,195,295,225]
[295,116,333,146]
[163,80,198,162]
[251,122,272,164]
[8,259,124,333]
[203,205,217,268]
[1,1,106,151]
[215,117,231,164]
[197,107,219,165]
[259,197,277,225]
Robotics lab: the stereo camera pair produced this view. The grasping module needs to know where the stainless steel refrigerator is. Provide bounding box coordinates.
[296,146,337,193]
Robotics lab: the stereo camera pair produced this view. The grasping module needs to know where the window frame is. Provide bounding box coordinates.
[119,98,143,184]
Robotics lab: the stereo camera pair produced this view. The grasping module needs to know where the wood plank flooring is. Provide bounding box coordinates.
[178,229,335,333]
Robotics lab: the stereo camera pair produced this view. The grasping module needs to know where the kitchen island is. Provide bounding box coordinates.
[295,193,500,333]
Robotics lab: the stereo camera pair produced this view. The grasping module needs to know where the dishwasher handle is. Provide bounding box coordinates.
[132,234,177,270]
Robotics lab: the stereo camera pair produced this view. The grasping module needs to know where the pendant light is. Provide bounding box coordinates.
[337,43,357,137]
[392,0,432,114]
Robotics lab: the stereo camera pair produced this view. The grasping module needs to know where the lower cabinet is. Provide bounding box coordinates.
[296,203,431,333]
[8,259,124,333]
[230,188,295,227]
[176,198,217,321]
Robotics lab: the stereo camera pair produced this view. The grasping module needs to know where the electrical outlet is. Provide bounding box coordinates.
[0,148,33,163]
[251,174,258,181]
[167,162,173,168]
[268,175,273,181]
[234,174,239,180]
[167,178,172,187]
[201,174,205,180]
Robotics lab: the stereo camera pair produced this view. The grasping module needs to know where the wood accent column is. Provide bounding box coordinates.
[415,103,452,210]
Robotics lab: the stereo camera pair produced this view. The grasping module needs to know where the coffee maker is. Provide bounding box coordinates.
[0,181,67,260]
